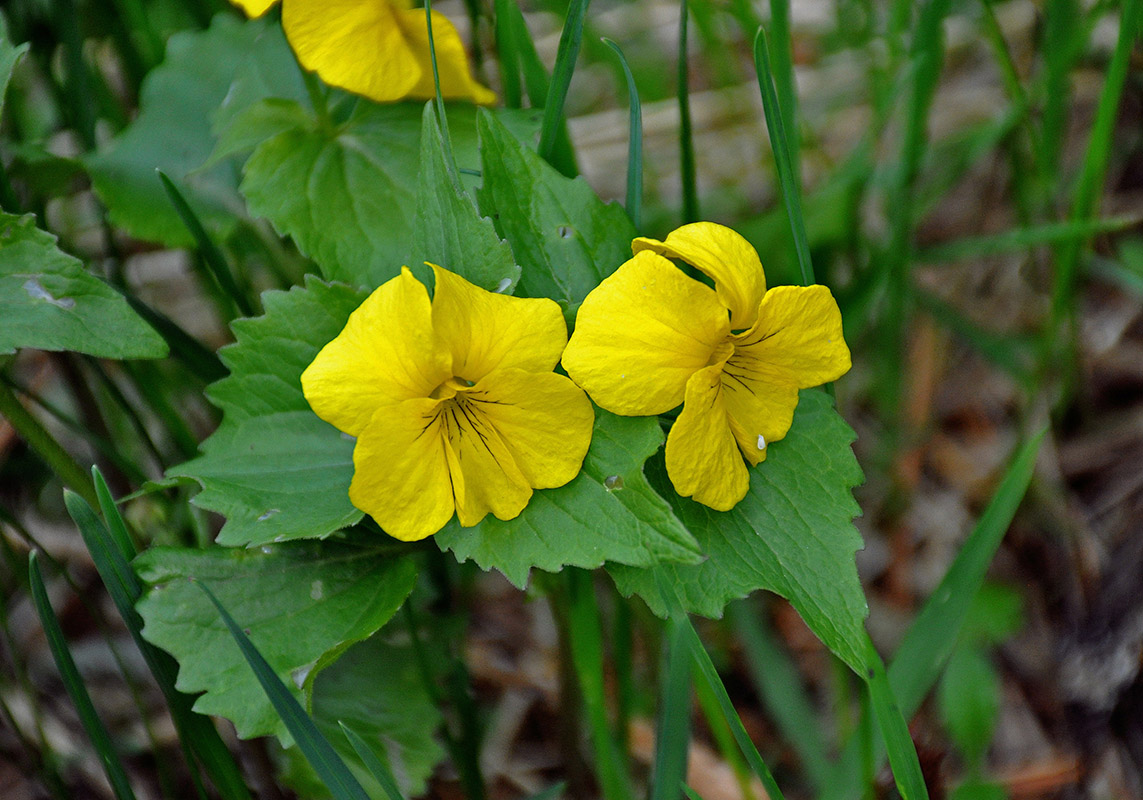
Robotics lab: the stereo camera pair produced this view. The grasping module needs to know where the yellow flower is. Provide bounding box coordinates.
[232,0,496,105]
[562,222,850,511]
[302,266,594,541]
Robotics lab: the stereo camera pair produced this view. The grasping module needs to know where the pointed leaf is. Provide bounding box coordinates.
[0,213,167,358]
[136,542,417,740]
[609,390,868,671]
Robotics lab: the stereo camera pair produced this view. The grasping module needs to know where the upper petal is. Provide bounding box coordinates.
[230,0,279,17]
[633,222,766,331]
[283,0,423,103]
[431,265,568,382]
[394,9,498,104]
[562,250,730,416]
[664,363,750,510]
[466,369,594,490]
[441,398,533,526]
[302,267,451,437]
[731,284,851,389]
[350,398,455,541]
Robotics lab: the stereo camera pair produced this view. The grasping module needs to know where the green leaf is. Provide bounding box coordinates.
[0,213,167,358]
[437,410,702,588]
[169,277,366,546]
[937,647,999,764]
[609,390,868,671]
[85,15,267,248]
[0,19,29,124]
[476,109,637,306]
[414,103,520,293]
[136,541,417,741]
[240,103,539,289]
[313,638,444,798]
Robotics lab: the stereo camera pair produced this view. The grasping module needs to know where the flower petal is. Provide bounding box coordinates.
[664,363,750,511]
[350,398,455,541]
[430,265,568,381]
[721,370,799,465]
[394,9,498,104]
[230,0,279,17]
[283,0,422,103]
[441,398,533,526]
[633,222,766,330]
[466,369,594,489]
[731,284,851,388]
[302,267,451,436]
[562,250,730,416]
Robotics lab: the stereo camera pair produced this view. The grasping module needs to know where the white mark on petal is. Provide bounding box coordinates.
[23,279,76,309]
[756,434,767,450]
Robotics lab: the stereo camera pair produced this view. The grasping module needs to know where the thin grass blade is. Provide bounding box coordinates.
[601,38,643,230]
[728,600,830,790]
[822,431,1045,800]
[752,26,813,286]
[338,722,405,800]
[494,0,522,107]
[157,170,254,318]
[916,215,1138,264]
[766,0,799,181]
[649,617,691,800]
[678,0,698,223]
[567,570,635,800]
[195,580,371,800]
[28,551,138,800]
[538,0,589,170]
[863,640,928,800]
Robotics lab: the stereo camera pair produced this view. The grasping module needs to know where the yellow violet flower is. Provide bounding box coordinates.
[301,266,594,541]
[231,0,496,105]
[562,222,851,511]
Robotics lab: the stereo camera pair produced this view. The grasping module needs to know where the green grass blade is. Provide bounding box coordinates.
[752,27,813,286]
[195,580,371,800]
[423,0,456,170]
[916,215,1139,264]
[538,0,589,169]
[28,551,138,800]
[649,617,692,800]
[678,0,698,224]
[682,786,706,800]
[338,722,405,800]
[682,622,785,800]
[728,601,830,789]
[821,431,1045,800]
[567,570,635,800]
[601,38,643,230]
[123,295,227,384]
[1049,0,1142,333]
[68,481,253,800]
[766,0,799,181]
[863,641,928,800]
[1038,0,1083,186]
[494,0,522,108]
[158,170,255,318]
[914,291,1036,381]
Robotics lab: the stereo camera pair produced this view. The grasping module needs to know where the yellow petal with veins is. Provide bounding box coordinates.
[633,222,766,331]
[562,250,730,416]
[466,369,594,489]
[664,363,750,510]
[731,284,851,388]
[721,370,799,466]
[302,267,451,437]
[430,265,567,381]
[439,397,532,526]
[230,0,279,17]
[350,397,455,541]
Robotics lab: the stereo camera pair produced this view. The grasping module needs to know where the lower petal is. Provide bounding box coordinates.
[664,364,749,511]
[443,399,533,526]
[720,371,799,466]
[467,369,594,489]
[350,398,455,541]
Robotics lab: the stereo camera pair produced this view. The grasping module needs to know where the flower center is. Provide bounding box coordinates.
[430,376,476,400]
